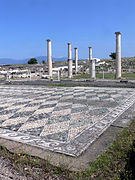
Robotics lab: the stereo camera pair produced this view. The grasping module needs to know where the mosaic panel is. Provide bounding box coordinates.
[0,85,135,156]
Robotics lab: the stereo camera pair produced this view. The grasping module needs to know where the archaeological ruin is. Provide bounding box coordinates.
[0,32,135,172]
[0,32,135,83]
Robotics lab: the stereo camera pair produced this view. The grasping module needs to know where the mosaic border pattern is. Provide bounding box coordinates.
[0,90,135,157]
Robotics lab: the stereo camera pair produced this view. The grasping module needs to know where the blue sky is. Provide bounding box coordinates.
[0,0,135,59]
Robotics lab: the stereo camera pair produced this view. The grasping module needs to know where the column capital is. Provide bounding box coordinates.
[115,32,121,35]
[68,43,72,45]
[88,47,92,49]
[74,47,78,49]
[47,39,51,42]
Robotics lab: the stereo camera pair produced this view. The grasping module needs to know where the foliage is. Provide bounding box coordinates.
[28,58,38,64]
[109,52,116,59]
[73,60,75,63]
[42,60,45,64]
[85,118,135,179]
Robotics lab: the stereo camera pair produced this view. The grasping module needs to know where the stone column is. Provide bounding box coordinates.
[47,39,52,78]
[57,70,60,81]
[74,48,78,74]
[6,71,9,81]
[115,32,121,78]
[29,71,31,80]
[89,47,96,79]
[103,71,104,79]
[68,43,72,78]
[90,59,96,79]
[89,47,92,60]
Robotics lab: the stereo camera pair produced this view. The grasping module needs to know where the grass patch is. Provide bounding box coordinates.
[122,73,135,78]
[73,73,115,79]
[79,118,135,179]
[96,73,115,79]
[73,73,135,79]
[73,74,91,79]
[0,145,74,179]
[44,84,79,87]
[45,84,94,87]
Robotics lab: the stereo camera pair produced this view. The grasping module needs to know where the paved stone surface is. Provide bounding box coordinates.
[0,85,135,157]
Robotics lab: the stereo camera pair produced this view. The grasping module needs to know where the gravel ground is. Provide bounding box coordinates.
[0,156,67,180]
[0,156,29,180]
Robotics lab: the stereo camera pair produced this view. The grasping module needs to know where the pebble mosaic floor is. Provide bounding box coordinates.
[0,85,135,156]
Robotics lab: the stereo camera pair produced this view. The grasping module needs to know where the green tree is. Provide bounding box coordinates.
[109,52,116,59]
[28,58,38,64]
[42,60,45,64]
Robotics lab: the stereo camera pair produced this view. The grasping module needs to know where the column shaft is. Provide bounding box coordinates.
[47,39,52,77]
[75,48,78,74]
[115,32,121,78]
[89,47,92,60]
[68,43,72,78]
[89,47,95,79]
[90,60,96,79]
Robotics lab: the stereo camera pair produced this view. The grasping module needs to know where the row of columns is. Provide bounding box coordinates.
[47,40,79,79]
[47,32,122,79]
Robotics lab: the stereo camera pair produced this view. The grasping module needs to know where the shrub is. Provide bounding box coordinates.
[28,58,38,64]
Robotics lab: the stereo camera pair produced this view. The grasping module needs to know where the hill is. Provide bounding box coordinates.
[0,56,67,65]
